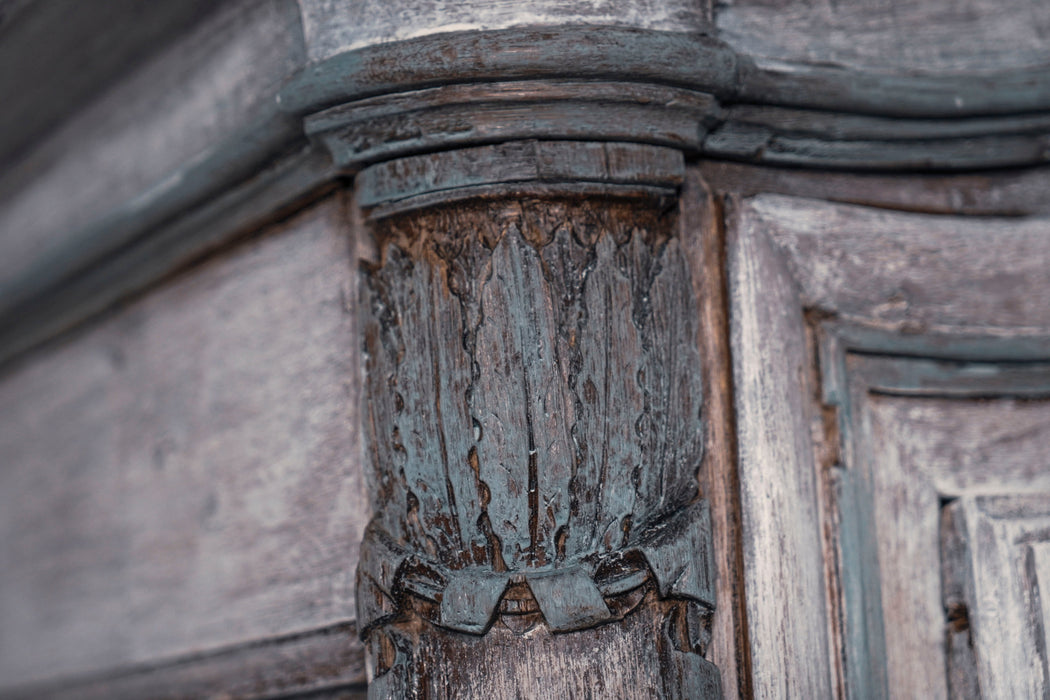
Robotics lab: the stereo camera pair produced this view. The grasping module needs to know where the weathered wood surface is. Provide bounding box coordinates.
[0,196,368,692]
[717,0,1050,75]
[687,169,751,700]
[4,621,366,700]
[727,192,1050,697]
[744,194,1050,334]
[727,195,833,698]
[372,592,719,698]
[356,174,719,696]
[0,0,306,329]
[0,0,218,169]
[841,368,1050,699]
[5,6,1050,370]
[942,496,1050,698]
[700,162,1050,218]
[355,141,685,209]
[306,81,717,170]
[278,26,737,116]
[295,0,712,61]
[704,107,1050,170]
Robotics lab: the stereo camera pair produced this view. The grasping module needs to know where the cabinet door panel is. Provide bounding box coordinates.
[728,194,1050,698]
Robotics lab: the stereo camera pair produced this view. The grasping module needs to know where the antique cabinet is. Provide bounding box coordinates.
[1,1,1049,698]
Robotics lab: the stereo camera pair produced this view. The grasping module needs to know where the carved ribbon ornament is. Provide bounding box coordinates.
[307,66,723,697]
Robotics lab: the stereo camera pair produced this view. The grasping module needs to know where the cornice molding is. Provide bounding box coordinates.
[3,22,1050,371]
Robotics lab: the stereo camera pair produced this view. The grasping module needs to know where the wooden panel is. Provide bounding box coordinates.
[943,496,1050,698]
[752,195,1050,333]
[727,194,1050,697]
[0,195,368,690]
[845,382,1050,699]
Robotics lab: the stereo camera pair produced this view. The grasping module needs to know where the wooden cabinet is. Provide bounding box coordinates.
[1,1,1049,697]
[727,195,1050,698]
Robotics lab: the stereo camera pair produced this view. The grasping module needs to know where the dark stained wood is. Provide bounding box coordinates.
[306,81,717,170]
[686,169,753,700]
[355,162,720,695]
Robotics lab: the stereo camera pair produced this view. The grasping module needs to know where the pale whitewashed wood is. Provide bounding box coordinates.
[727,197,833,698]
[700,161,1050,218]
[0,195,368,690]
[4,621,366,700]
[851,384,1050,699]
[728,195,1050,698]
[945,496,1050,698]
[717,0,1050,74]
[749,194,1050,334]
[296,0,711,61]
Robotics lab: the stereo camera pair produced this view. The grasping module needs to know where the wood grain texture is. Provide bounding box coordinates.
[744,195,1050,335]
[307,81,717,171]
[699,162,1050,218]
[686,169,752,699]
[355,141,685,208]
[717,0,1050,75]
[278,27,738,116]
[362,197,705,573]
[835,369,1050,699]
[8,14,1050,377]
[372,592,720,699]
[727,196,833,698]
[944,497,1050,697]
[296,0,712,60]
[727,192,1050,697]
[0,195,368,691]
[2,621,366,700]
[358,190,719,696]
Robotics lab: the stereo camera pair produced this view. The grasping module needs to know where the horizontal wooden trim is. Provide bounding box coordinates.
[277,26,740,115]
[4,24,1050,372]
[0,145,338,372]
[0,621,366,700]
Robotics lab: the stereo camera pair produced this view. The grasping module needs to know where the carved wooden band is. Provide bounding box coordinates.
[358,500,714,636]
[317,32,724,697]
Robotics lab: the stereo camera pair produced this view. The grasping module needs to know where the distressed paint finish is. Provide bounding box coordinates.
[6,17,1050,370]
[725,192,1050,698]
[296,0,711,60]
[357,189,719,696]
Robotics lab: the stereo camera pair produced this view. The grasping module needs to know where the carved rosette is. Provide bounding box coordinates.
[309,72,722,697]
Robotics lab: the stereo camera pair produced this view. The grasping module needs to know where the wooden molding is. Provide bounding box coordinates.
[4,23,1050,370]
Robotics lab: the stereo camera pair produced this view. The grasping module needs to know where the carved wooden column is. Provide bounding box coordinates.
[303,30,724,698]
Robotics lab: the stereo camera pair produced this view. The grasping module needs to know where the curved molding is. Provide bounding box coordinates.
[305,80,718,170]
[4,22,1050,371]
[277,27,740,115]
[289,26,1050,175]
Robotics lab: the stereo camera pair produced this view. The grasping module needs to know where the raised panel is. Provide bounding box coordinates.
[728,194,1050,698]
